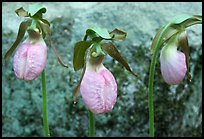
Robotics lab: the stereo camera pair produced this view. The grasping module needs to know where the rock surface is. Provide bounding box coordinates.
[2,2,202,137]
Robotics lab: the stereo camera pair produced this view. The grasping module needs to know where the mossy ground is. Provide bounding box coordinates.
[2,2,202,137]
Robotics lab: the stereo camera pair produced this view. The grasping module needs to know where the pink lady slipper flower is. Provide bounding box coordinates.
[13,36,47,81]
[160,34,187,85]
[80,55,117,114]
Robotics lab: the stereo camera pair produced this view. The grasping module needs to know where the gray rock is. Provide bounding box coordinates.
[2,2,202,137]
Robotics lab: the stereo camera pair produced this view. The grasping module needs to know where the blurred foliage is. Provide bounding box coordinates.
[2,2,202,137]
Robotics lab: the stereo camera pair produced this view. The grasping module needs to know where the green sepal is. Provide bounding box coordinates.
[73,41,92,71]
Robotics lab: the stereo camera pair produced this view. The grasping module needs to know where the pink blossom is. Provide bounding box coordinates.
[160,41,187,85]
[80,64,117,114]
[13,38,47,81]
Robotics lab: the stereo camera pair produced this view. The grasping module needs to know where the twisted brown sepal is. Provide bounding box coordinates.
[39,21,68,68]
[178,31,191,82]
[109,28,127,41]
[73,64,87,104]
[15,7,29,17]
[101,42,138,78]
[3,19,32,65]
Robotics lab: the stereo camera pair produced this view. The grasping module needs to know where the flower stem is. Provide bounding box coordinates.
[88,110,95,137]
[148,23,171,137]
[41,70,50,137]
[83,33,95,137]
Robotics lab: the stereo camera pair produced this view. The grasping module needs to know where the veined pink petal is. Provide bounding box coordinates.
[160,43,187,85]
[80,64,117,114]
[13,38,47,81]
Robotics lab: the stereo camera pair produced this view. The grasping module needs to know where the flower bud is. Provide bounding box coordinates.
[160,35,187,85]
[80,62,117,114]
[13,38,47,81]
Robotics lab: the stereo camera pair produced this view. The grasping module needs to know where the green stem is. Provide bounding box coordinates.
[83,33,95,137]
[148,23,172,137]
[88,110,95,137]
[41,70,50,137]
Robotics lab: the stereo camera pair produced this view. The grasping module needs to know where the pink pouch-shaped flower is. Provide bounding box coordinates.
[160,38,187,85]
[80,64,117,114]
[13,38,47,81]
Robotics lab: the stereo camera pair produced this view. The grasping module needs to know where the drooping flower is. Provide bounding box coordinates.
[160,34,187,85]
[80,57,117,114]
[13,37,47,81]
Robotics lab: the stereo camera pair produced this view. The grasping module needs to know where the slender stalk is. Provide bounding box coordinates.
[41,70,50,137]
[88,110,95,137]
[83,33,95,137]
[148,23,171,137]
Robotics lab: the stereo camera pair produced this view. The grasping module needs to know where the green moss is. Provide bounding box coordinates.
[2,2,202,137]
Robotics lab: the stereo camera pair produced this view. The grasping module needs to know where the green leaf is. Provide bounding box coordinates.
[3,19,32,64]
[87,26,111,39]
[73,41,92,71]
[109,28,127,41]
[101,42,138,78]
[28,3,46,17]
[15,7,28,17]
[170,14,193,24]
[151,25,179,54]
[73,64,87,103]
[178,31,191,82]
